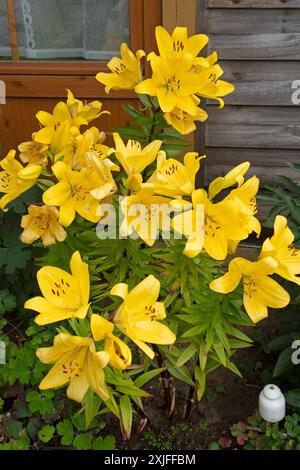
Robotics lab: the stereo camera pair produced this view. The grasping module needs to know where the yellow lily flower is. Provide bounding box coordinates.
[34,119,75,166]
[21,205,67,247]
[73,127,107,169]
[83,152,118,201]
[149,26,208,60]
[110,275,176,359]
[91,314,132,370]
[171,197,204,259]
[111,132,162,177]
[126,173,143,192]
[35,92,107,146]
[34,102,81,146]
[225,175,261,243]
[208,162,251,200]
[96,43,145,93]
[173,189,248,260]
[147,151,204,198]
[0,150,41,212]
[25,250,90,325]
[135,54,203,115]
[195,63,235,108]
[210,257,290,323]
[193,51,218,70]
[120,185,171,246]
[66,89,108,124]
[164,104,208,135]
[36,333,109,402]
[18,140,49,165]
[259,215,300,285]
[42,161,101,226]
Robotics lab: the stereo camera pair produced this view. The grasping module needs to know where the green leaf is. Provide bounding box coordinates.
[133,115,154,128]
[26,417,40,439]
[26,390,56,416]
[0,229,31,274]
[0,289,17,315]
[73,433,92,450]
[71,413,86,431]
[138,94,153,109]
[226,360,242,378]
[120,395,133,440]
[83,389,102,430]
[4,418,22,439]
[228,339,252,349]
[116,382,149,397]
[265,334,296,353]
[116,126,145,140]
[134,367,166,388]
[92,435,116,450]
[199,343,208,371]
[214,341,227,366]
[123,104,142,118]
[206,329,215,350]
[14,399,29,418]
[289,162,300,174]
[273,348,294,377]
[226,326,253,344]
[182,324,208,338]
[162,143,190,157]
[285,389,300,408]
[176,344,197,367]
[101,392,120,418]
[208,441,220,450]
[194,366,206,401]
[166,361,194,386]
[215,324,230,353]
[57,419,74,446]
[38,425,55,443]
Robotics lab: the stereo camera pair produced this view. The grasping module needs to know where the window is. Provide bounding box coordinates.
[1,0,131,61]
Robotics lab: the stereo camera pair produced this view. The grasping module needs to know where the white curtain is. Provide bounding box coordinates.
[0,0,130,60]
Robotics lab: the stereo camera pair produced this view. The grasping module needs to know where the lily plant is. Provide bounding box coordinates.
[1,26,299,438]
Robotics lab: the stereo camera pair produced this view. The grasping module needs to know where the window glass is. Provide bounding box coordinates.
[0,0,11,59]
[1,0,130,61]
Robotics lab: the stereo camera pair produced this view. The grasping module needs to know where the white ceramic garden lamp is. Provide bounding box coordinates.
[259,384,286,423]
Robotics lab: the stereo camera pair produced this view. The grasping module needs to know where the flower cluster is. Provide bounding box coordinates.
[210,215,300,323]
[97,26,234,135]
[25,251,175,402]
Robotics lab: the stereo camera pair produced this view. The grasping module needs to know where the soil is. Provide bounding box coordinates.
[118,353,260,450]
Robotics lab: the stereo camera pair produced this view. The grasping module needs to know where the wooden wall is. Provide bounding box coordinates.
[197,0,300,189]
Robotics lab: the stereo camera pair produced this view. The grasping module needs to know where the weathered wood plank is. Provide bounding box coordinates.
[208,61,300,106]
[207,105,300,124]
[205,123,300,148]
[208,9,300,34]
[0,74,135,99]
[208,0,300,8]
[203,148,300,184]
[208,33,300,60]
[216,81,298,106]
[220,60,300,81]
